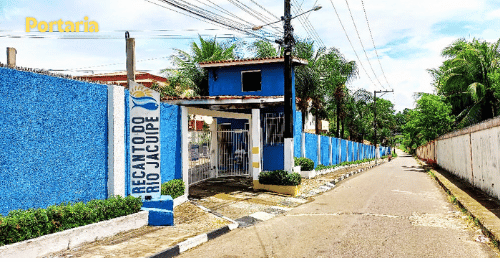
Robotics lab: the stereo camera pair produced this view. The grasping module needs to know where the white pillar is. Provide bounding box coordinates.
[251,109,261,180]
[181,106,189,196]
[107,85,126,197]
[329,137,332,166]
[317,135,321,165]
[338,138,342,164]
[284,138,294,173]
[301,132,306,158]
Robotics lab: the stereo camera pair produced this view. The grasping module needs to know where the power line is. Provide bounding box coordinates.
[329,0,378,88]
[291,0,323,46]
[343,0,385,89]
[147,0,279,42]
[291,0,325,48]
[248,0,280,20]
[227,0,282,34]
[360,0,392,90]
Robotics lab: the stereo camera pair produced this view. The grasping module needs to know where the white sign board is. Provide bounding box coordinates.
[129,81,161,200]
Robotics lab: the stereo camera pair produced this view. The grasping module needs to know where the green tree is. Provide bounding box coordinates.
[249,40,280,58]
[163,36,238,96]
[249,39,358,135]
[366,97,396,147]
[401,94,454,152]
[428,38,500,128]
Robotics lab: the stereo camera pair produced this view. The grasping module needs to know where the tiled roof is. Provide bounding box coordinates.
[198,56,308,68]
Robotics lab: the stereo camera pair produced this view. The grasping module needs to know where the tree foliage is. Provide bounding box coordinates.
[163,36,238,96]
[401,94,454,152]
[428,38,500,128]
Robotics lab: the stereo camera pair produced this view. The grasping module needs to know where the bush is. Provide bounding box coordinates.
[0,195,142,247]
[259,170,301,186]
[294,157,315,171]
[161,179,185,199]
[314,158,376,171]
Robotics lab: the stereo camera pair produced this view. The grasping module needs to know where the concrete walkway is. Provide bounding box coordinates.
[178,150,498,258]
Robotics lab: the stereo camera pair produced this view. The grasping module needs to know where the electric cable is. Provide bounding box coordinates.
[360,0,392,90]
[328,0,378,89]
[344,0,385,89]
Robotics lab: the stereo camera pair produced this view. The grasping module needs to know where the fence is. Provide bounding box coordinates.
[300,132,390,168]
[417,116,500,201]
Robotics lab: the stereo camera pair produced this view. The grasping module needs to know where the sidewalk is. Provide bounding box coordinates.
[44,159,387,258]
[416,157,500,249]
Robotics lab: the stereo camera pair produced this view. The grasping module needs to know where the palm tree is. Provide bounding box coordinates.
[163,36,238,96]
[428,38,500,128]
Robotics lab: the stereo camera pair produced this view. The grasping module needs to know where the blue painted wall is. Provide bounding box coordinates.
[331,138,339,165]
[321,136,330,166]
[261,106,284,171]
[294,111,302,158]
[160,103,182,182]
[262,145,284,171]
[208,63,287,97]
[304,133,318,168]
[0,68,108,215]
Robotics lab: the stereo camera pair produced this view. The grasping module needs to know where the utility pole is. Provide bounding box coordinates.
[373,89,394,163]
[284,0,293,139]
[283,0,294,172]
[125,31,135,88]
[6,47,16,68]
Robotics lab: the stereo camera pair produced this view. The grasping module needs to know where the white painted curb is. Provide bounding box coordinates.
[0,211,149,258]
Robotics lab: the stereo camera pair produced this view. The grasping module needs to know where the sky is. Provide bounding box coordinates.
[1,0,500,113]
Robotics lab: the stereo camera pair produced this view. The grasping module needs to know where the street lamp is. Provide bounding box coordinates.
[253,2,321,172]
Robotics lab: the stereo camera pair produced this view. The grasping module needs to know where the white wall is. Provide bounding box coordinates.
[435,117,500,201]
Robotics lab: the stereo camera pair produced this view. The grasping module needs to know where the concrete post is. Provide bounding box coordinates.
[251,109,261,181]
[301,132,306,158]
[181,106,189,196]
[210,120,218,178]
[126,38,136,87]
[317,135,321,165]
[7,47,16,67]
[329,137,332,166]
[284,138,294,173]
[107,85,126,197]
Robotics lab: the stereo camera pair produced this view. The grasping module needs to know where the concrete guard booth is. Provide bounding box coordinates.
[163,57,307,190]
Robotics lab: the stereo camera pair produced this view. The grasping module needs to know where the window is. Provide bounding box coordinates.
[241,70,261,92]
[264,112,284,145]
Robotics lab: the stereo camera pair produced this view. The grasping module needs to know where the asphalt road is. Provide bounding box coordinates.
[178,150,497,258]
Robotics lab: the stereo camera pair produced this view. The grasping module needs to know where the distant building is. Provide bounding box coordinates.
[80,71,168,88]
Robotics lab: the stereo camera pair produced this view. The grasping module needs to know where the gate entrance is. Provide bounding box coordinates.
[217,129,249,177]
[188,128,250,186]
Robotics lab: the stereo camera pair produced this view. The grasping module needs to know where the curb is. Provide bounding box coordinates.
[416,158,500,248]
[148,159,388,258]
[149,223,238,258]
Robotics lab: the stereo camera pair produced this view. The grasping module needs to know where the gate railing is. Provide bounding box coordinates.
[188,130,214,185]
[217,130,249,177]
[188,129,250,186]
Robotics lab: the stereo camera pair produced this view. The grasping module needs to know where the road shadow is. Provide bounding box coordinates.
[401,165,426,172]
[188,176,257,199]
[434,167,500,220]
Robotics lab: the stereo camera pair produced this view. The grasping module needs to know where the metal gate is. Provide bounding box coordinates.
[188,130,214,185]
[217,129,249,177]
[188,129,250,186]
